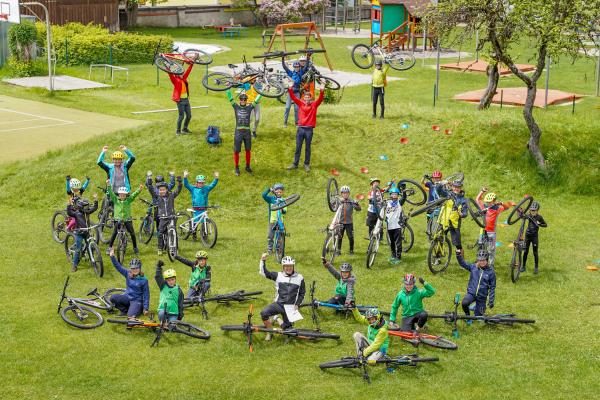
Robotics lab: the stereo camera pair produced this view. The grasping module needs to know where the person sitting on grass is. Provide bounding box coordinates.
[106,180,142,256]
[259,253,305,341]
[336,185,361,255]
[456,249,496,323]
[476,188,515,269]
[155,176,183,256]
[66,194,98,272]
[108,248,149,322]
[321,257,355,308]
[168,53,198,135]
[175,250,212,300]
[183,170,218,232]
[352,307,389,365]
[388,274,435,331]
[97,145,135,193]
[226,89,262,176]
[262,183,287,254]
[155,260,184,324]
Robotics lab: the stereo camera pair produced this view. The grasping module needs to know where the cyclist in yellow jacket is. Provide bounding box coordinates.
[439,180,468,256]
[371,59,389,119]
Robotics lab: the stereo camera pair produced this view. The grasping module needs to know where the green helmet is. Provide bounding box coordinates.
[195,250,208,259]
[196,175,206,183]
[364,308,380,319]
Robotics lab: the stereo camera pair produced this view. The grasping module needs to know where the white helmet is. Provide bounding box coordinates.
[298,55,307,61]
[117,186,129,194]
[69,178,82,190]
[340,185,350,193]
[281,256,295,266]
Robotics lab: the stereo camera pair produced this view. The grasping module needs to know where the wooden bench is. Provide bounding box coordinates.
[222,26,245,38]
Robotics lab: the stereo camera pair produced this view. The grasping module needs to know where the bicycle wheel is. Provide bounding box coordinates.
[167,228,178,262]
[99,210,114,245]
[51,210,69,243]
[316,75,340,90]
[322,229,338,263]
[183,48,212,65]
[277,94,286,104]
[220,324,249,332]
[116,233,127,264]
[351,44,374,69]
[402,223,414,253]
[399,179,427,206]
[274,230,286,263]
[319,357,359,369]
[408,197,447,218]
[487,316,536,325]
[401,356,440,364]
[64,233,76,264]
[269,194,301,211]
[366,236,379,269]
[253,75,285,98]
[202,72,235,91]
[155,55,184,75]
[200,218,218,248]
[139,215,155,245]
[61,304,104,329]
[102,288,126,305]
[292,330,340,340]
[510,244,522,283]
[467,198,486,228]
[419,335,458,350]
[507,196,534,225]
[445,172,465,184]
[89,241,104,278]
[171,321,211,340]
[387,51,416,71]
[326,178,339,212]
[427,234,451,273]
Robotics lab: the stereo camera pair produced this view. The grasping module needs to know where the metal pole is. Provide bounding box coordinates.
[475,29,479,62]
[156,65,159,86]
[22,2,53,92]
[500,90,503,109]
[544,56,550,108]
[65,37,68,65]
[205,63,208,94]
[596,45,600,97]
[433,84,437,107]
[435,41,441,99]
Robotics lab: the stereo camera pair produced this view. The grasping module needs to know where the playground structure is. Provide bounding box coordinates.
[369,0,435,50]
[441,60,536,76]
[453,88,583,108]
[321,0,368,34]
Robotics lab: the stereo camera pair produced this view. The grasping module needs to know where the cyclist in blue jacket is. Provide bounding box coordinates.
[183,170,219,226]
[456,249,496,321]
[97,145,135,193]
[262,183,288,254]
[109,248,150,321]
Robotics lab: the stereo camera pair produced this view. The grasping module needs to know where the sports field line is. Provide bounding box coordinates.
[0,108,74,133]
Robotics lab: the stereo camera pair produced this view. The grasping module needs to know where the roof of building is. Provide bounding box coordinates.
[376,0,432,15]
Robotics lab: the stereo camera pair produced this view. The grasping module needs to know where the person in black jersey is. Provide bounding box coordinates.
[521,201,547,274]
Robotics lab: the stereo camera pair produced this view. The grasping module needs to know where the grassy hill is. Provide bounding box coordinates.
[1,27,599,399]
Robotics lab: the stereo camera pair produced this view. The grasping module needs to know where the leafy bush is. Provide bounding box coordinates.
[6,58,43,77]
[8,22,38,62]
[35,23,173,65]
[257,0,330,25]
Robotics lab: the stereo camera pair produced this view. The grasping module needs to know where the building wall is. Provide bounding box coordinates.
[20,0,119,31]
[382,4,406,32]
[136,5,256,27]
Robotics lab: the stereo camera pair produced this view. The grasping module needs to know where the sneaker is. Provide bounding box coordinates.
[283,123,288,128]
[265,333,273,341]
[304,164,311,172]
[157,250,163,256]
[534,267,538,275]
[245,165,253,174]
[273,315,284,327]
[178,130,189,135]
[349,250,354,255]
[465,319,473,326]
[234,166,240,176]
[252,131,257,138]
[182,128,192,134]
[380,115,384,119]
[176,130,182,135]
[520,266,526,273]
[71,265,78,272]
[286,164,298,170]
[134,247,139,255]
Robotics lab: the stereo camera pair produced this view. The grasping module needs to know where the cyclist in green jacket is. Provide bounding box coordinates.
[155,260,184,324]
[322,257,355,307]
[175,250,212,299]
[107,180,142,255]
[371,59,389,119]
[388,274,435,331]
[352,308,389,364]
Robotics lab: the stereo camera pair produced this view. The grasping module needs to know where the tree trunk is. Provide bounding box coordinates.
[478,61,499,110]
[522,83,546,167]
[126,3,139,28]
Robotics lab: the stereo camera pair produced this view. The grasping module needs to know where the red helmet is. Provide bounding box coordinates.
[432,170,442,179]
[403,273,416,285]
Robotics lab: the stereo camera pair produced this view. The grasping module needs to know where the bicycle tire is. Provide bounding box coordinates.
[220,324,249,332]
[275,230,285,263]
[51,210,69,243]
[351,44,374,69]
[326,178,339,212]
[319,358,359,369]
[427,234,451,273]
[277,94,286,104]
[176,211,192,240]
[402,356,440,363]
[99,206,114,244]
[139,215,155,244]
[399,179,427,206]
[316,75,340,90]
[402,223,414,253]
[89,241,104,278]
[322,229,338,264]
[366,236,379,269]
[102,288,126,305]
[183,48,212,65]
[409,197,447,218]
[419,335,458,350]
[116,232,127,264]
[445,172,465,184]
[64,233,76,264]
[269,194,301,211]
[171,320,211,340]
[202,72,235,91]
[510,245,523,283]
[252,51,285,59]
[155,55,184,75]
[167,227,178,262]
[387,51,416,71]
[290,330,340,340]
[507,196,534,225]
[200,218,218,248]
[61,304,104,329]
[107,318,131,325]
[487,316,536,324]
[298,48,326,54]
[467,198,486,228]
[253,75,285,98]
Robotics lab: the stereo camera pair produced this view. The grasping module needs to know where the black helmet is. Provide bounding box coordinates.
[530,201,540,211]
[452,180,463,187]
[155,175,165,183]
[476,249,489,261]
[156,181,168,188]
[129,258,142,269]
[239,93,248,101]
[76,198,89,208]
[340,263,352,272]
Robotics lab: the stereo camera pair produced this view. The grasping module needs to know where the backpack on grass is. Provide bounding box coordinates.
[206,125,222,145]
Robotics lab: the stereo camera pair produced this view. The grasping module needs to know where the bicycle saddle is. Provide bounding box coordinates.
[87,288,99,296]
[228,63,238,69]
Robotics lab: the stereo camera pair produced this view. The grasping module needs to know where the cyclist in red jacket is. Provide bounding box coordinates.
[286,81,324,172]
[168,54,197,136]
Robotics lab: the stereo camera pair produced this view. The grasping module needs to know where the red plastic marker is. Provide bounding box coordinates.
[360,167,369,174]
[432,125,440,131]
[355,194,365,200]
[330,168,340,176]
[400,137,409,144]
[444,129,452,135]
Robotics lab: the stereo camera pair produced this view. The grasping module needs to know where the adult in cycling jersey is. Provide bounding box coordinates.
[226,89,262,176]
[97,145,135,193]
[439,180,468,256]
[522,201,547,274]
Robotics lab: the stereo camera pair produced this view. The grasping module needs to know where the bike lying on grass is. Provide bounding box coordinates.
[57,276,125,329]
[220,305,340,352]
[428,293,536,338]
[183,288,263,320]
[387,326,458,350]
[319,353,438,383]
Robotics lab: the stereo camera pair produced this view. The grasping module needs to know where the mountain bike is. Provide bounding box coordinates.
[428,293,536,338]
[319,353,438,383]
[107,315,211,346]
[51,209,73,243]
[269,194,301,262]
[159,215,179,262]
[178,206,219,248]
[137,198,156,245]
[221,304,340,352]
[366,206,386,269]
[96,186,114,244]
[183,288,263,320]
[388,326,458,350]
[506,196,535,283]
[154,46,212,75]
[322,178,346,263]
[351,38,416,71]
[57,276,125,329]
[110,219,132,264]
[64,225,104,277]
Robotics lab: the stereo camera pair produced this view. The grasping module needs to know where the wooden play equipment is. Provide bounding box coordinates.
[453,88,583,108]
[370,0,435,51]
[322,0,366,34]
[441,60,536,76]
[265,22,333,72]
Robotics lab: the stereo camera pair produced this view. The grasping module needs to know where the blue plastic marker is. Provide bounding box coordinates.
[496,242,502,247]
[401,123,409,129]
[379,155,388,161]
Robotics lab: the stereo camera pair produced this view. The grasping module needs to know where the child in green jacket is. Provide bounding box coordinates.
[107,179,142,255]
[155,260,184,323]
[352,308,389,364]
[388,273,435,331]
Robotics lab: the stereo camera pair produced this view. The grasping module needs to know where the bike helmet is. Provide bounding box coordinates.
[364,308,380,324]
[163,268,177,279]
[273,183,284,191]
[129,258,142,269]
[117,187,129,194]
[452,180,463,187]
[432,170,442,179]
[340,263,353,272]
[530,201,540,211]
[156,181,168,188]
[370,178,380,185]
[403,273,416,285]
[340,185,350,193]
[476,249,489,261]
[281,256,295,266]
[374,59,383,66]
[155,175,165,183]
[196,250,208,259]
[484,192,497,203]
[239,93,248,101]
[75,198,89,208]
[389,187,400,194]
[196,175,206,183]
[111,151,125,160]
[299,55,307,61]
[69,178,82,190]
[292,61,300,67]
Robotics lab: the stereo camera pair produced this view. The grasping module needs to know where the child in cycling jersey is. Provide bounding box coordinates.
[262,183,287,254]
[385,186,407,264]
[522,201,547,274]
[65,176,90,231]
[155,177,183,256]
[476,188,515,269]
[155,260,184,323]
[175,250,212,299]
[107,180,142,255]
[321,257,355,307]
[66,194,98,272]
[183,170,218,227]
[336,185,361,255]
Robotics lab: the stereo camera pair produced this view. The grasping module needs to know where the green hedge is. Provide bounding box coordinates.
[36,23,173,65]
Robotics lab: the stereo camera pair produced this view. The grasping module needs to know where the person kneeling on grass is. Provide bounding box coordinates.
[155,260,184,324]
[109,248,149,322]
[456,249,496,324]
[352,307,389,365]
[107,180,142,255]
[259,253,305,341]
[175,250,212,299]
[388,274,435,331]
[321,257,355,307]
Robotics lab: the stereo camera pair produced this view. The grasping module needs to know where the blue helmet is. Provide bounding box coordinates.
[273,183,284,190]
[292,61,300,67]
[389,187,400,194]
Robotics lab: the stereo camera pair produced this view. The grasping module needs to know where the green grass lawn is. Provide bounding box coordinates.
[1,27,599,399]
